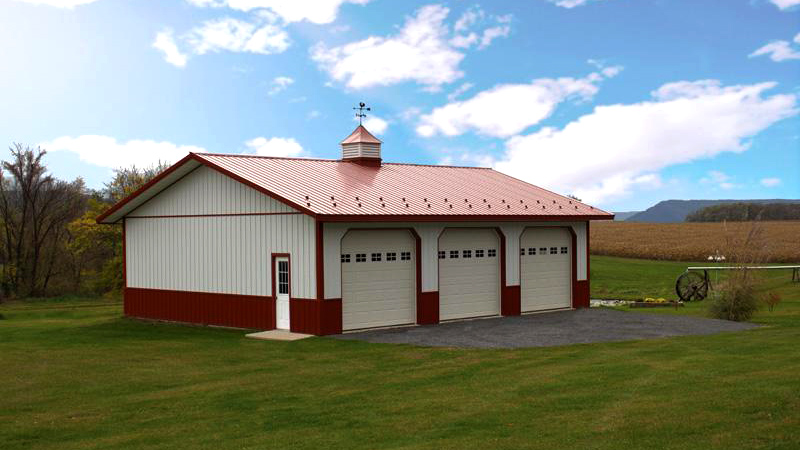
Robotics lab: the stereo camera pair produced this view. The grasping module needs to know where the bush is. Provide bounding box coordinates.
[708,270,760,321]
[763,292,782,312]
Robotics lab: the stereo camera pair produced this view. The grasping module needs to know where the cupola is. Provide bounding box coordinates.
[341,125,382,165]
[341,102,382,166]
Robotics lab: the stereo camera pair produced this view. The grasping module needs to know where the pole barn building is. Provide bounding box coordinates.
[97,125,613,335]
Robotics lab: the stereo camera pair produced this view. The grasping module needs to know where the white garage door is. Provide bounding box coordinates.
[438,228,500,321]
[520,227,572,312]
[341,230,416,330]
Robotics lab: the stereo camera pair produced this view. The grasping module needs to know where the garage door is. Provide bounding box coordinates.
[520,227,571,312]
[341,230,416,330]
[438,228,500,321]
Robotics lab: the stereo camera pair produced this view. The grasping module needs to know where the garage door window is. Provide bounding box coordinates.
[341,254,351,263]
[449,250,459,259]
[520,248,525,256]
[371,253,382,262]
[387,252,397,261]
[401,251,411,261]
[488,249,496,257]
[561,247,568,254]
[463,250,472,258]
[550,247,558,254]
[539,247,547,255]
[356,253,366,262]
[528,247,536,255]
[438,251,445,259]
[475,249,484,258]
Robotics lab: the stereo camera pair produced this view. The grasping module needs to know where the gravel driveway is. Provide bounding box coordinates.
[331,308,759,349]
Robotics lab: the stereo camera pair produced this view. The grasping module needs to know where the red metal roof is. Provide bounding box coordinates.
[189,153,612,219]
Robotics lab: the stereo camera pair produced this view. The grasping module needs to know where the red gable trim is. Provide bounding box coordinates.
[96,153,317,224]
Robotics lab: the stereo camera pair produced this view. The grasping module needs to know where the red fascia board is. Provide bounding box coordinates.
[316,213,614,223]
[95,153,198,224]
[96,153,317,224]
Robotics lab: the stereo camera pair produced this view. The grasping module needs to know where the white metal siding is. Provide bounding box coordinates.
[126,214,315,298]
[520,227,572,311]
[323,221,587,299]
[341,230,415,330]
[438,229,500,320]
[128,165,297,217]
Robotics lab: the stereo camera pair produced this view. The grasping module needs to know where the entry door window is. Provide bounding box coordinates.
[278,261,289,295]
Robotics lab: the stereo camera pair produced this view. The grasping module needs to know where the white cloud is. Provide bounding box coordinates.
[700,171,737,189]
[268,76,294,95]
[546,0,601,8]
[10,0,100,7]
[42,135,203,168]
[311,4,511,90]
[153,29,188,68]
[185,0,371,24]
[749,33,800,62]
[244,137,305,157]
[770,0,800,10]
[153,15,289,67]
[761,177,782,187]
[361,116,388,134]
[489,80,797,204]
[417,67,621,138]
[447,82,474,101]
[186,16,289,55]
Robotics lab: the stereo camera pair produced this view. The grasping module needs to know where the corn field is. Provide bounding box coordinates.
[590,221,800,263]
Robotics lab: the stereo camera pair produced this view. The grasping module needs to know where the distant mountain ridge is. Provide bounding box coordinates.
[612,211,642,221]
[625,199,800,223]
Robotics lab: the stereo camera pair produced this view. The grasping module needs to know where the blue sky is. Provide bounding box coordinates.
[0,0,798,212]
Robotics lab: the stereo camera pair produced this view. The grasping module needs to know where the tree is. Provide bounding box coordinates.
[0,144,86,298]
[65,163,169,295]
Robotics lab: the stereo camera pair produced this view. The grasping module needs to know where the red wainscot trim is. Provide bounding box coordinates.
[501,286,521,316]
[319,298,342,335]
[125,287,275,330]
[290,298,342,335]
[417,291,439,325]
[574,281,590,309]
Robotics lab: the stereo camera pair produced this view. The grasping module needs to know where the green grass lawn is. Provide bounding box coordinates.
[1,258,799,450]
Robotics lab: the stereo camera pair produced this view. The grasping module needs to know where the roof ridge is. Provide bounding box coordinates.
[194,152,493,169]
[194,152,340,163]
[382,162,492,169]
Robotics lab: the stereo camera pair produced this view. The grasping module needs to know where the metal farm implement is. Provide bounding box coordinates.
[675,265,800,302]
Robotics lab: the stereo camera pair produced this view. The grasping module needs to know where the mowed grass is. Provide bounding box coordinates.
[591,221,800,262]
[1,260,799,450]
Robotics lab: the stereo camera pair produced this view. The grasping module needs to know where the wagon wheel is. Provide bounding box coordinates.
[675,271,709,302]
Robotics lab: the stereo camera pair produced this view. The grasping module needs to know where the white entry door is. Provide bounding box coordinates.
[275,257,290,330]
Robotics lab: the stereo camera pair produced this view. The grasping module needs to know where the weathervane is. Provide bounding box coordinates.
[353,102,371,125]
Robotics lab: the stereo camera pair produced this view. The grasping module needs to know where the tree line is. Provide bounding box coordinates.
[0,144,166,302]
[686,202,800,222]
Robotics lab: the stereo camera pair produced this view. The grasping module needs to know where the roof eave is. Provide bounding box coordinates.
[315,213,615,223]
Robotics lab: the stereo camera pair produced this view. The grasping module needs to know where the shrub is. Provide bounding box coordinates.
[763,291,782,312]
[707,222,768,322]
[708,272,760,321]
